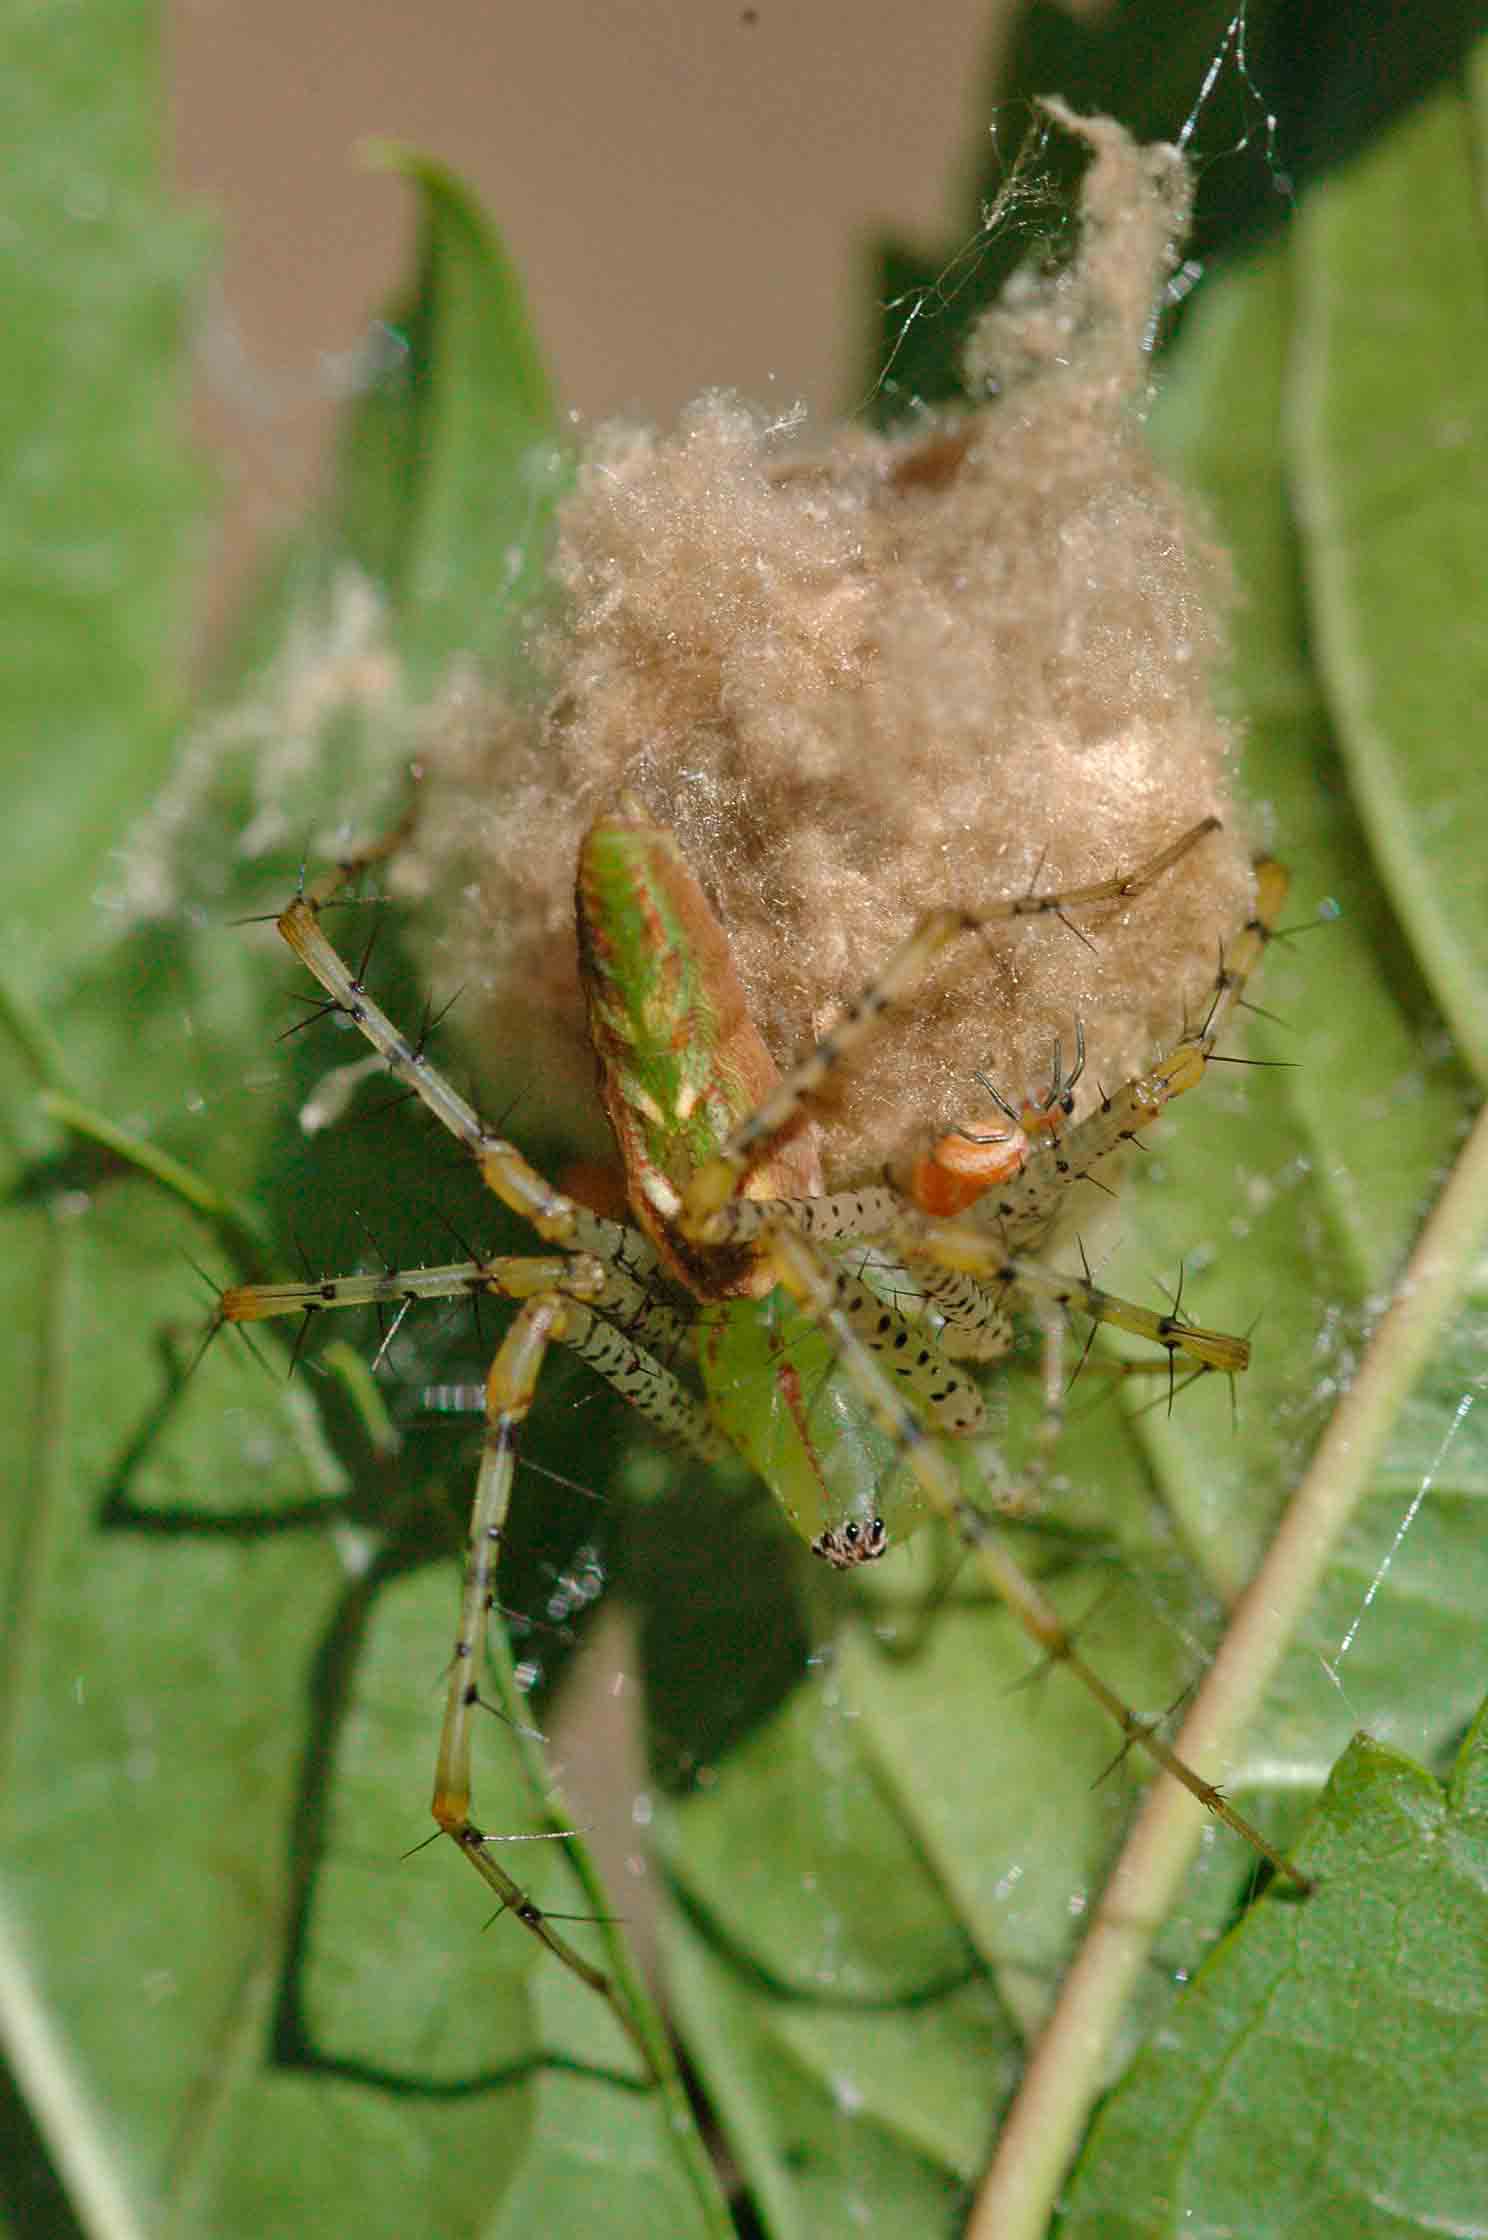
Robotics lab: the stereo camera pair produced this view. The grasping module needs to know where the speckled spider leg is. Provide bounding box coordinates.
[691,857,1288,1381]
[879,859,1289,1357]
[228,1256,677,2050]
[758,1220,1308,1891]
[681,842,1308,1890]
[224,849,726,2055]
[220,1252,721,1457]
[686,842,1282,1487]
[685,816,1223,1219]
[974,857,1290,1252]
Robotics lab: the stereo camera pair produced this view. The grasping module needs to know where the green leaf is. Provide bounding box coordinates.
[1062,1709,1488,2236]
[7,15,1488,2240]
[0,1,203,1006]
[334,144,566,686]
[1289,78,1488,1078]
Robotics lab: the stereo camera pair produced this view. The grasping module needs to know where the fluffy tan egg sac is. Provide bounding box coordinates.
[398,107,1254,1187]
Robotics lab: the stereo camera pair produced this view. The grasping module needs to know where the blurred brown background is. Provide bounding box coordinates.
[173,0,1019,656]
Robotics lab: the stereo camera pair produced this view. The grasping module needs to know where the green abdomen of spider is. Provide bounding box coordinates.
[698,1291,926,1560]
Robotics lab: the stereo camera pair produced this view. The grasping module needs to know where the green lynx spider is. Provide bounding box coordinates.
[221,803,1299,2047]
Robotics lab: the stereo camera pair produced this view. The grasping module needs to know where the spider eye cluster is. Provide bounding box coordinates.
[810,1515,889,1570]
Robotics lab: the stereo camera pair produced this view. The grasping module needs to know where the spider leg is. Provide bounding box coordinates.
[688,857,1290,1384]
[688,1185,1244,1375]
[224,1243,712,2061]
[815,1258,987,1433]
[239,852,732,2057]
[685,817,1224,1217]
[429,1288,658,2067]
[276,846,674,1296]
[757,1219,1309,1893]
[675,839,1303,1889]
[221,1251,722,1458]
[889,1232,1250,1375]
[680,1179,1013,1399]
[970,858,1290,1245]
[1028,1291,1069,1487]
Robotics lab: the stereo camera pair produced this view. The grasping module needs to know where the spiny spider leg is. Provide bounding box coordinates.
[431,1291,631,2026]
[689,856,1289,1380]
[678,838,1308,1891]
[972,858,1290,1248]
[220,1252,722,1459]
[687,1185,1248,1374]
[684,815,1222,1217]
[227,849,740,2059]
[760,1221,1309,1893]
[675,847,1285,1387]
[278,861,670,1288]
[222,1246,713,2065]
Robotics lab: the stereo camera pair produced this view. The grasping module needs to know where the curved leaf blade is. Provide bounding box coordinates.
[1290,64,1488,1080]
[1062,1709,1488,2237]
